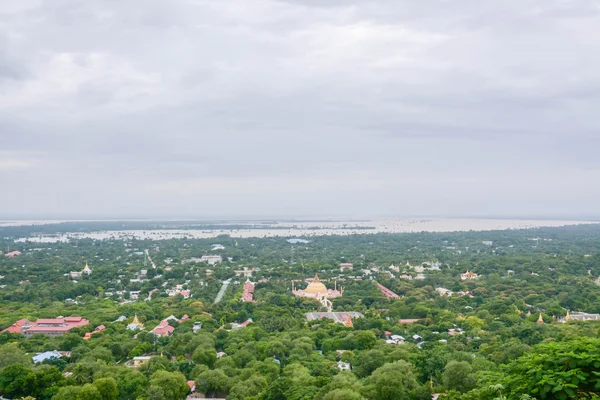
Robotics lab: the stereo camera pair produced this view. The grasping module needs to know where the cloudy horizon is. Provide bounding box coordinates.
[1,0,599,219]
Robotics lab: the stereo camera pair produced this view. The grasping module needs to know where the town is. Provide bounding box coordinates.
[1,223,600,399]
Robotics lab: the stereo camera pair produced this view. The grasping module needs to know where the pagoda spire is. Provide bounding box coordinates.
[537,313,544,324]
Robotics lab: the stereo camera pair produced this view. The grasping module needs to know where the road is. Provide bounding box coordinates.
[213,279,231,304]
[145,249,157,269]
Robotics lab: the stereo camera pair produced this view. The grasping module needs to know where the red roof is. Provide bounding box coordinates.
[36,318,68,324]
[376,282,401,299]
[1,319,31,334]
[238,319,253,327]
[84,325,106,340]
[151,321,175,336]
[187,381,195,391]
[242,281,255,302]
[27,326,78,332]
[3,316,89,335]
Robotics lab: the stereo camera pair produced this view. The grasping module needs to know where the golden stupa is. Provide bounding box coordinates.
[305,274,328,294]
[132,315,144,328]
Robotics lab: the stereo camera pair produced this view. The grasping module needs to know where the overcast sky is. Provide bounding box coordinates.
[1,0,599,219]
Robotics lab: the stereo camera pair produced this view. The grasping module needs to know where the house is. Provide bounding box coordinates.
[448,328,464,336]
[436,288,453,297]
[32,350,63,363]
[166,288,191,298]
[193,322,202,333]
[5,250,22,258]
[200,255,222,265]
[337,361,351,371]
[391,335,405,343]
[230,319,253,330]
[129,291,141,300]
[186,380,196,393]
[234,267,257,277]
[151,320,175,337]
[340,263,353,271]
[83,325,105,340]
[126,356,151,368]
[212,244,225,250]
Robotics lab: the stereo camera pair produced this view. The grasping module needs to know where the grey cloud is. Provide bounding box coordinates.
[0,0,599,219]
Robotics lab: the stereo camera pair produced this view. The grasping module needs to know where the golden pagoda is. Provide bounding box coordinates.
[292,273,342,299]
[82,262,92,275]
[537,313,544,324]
[127,315,144,330]
[305,274,328,294]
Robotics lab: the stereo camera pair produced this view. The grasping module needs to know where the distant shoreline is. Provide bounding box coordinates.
[0,216,598,228]
[3,218,597,242]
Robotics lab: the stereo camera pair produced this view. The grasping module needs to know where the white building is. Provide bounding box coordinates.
[337,361,351,371]
[201,255,222,265]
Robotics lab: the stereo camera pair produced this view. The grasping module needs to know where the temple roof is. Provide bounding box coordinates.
[304,274,328,294]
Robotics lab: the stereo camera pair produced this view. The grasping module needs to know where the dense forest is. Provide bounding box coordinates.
[1,223,600,399]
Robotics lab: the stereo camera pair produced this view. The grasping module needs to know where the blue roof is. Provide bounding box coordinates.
[32,350,63,363]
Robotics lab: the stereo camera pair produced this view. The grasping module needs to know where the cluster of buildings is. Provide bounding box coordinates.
[1,316,90,337]
[305,312,364,327]
[435,288,472,297]
[340,263,353,271]
[166,285,191,298]
[399,273,425,280]
[385,332,405,345]
[559,311,600,323]
[182,255,222,265]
